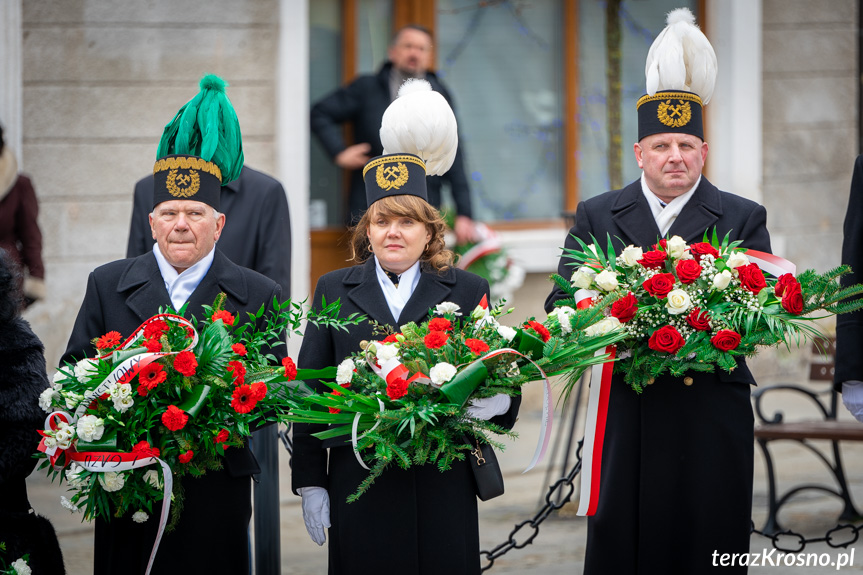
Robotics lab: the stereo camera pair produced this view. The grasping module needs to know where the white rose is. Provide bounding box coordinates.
[665,289,692,315]
[11,558,31,575]
[375,343,399,363]
[65,463,88,489]
[712,269,733,290]
[73,359,99,384]
[132,511,149,523]
[98,471,126,493]
[496,325,516,342]
[666,236,688,259]
[336,358,355,385]
[594,270,619,292]
[39,387,58,413]
[434,302,462,316]
[570,266,597,289]
[584,316,622,337]
[142,469,163,489]
[549,306,575,335]
[725,252,750,270]
[113,395,134,414]
[76,415,105,442]
[429,363,457,386]
[620,245,643,267]
[60,496,79,513]
[54,422,75,450]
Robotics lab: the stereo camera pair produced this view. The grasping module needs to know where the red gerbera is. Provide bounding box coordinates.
[143,320,169,341]
[178,450,194,464]
[251,381,268,401]
[143,338,162,353]
[138,363,167,390]
[282,357,297,381]
[96,331,122,350]
[227,360,246,385]
[386,377,409,400]
[211,310,235,326]
[525,320,551,343]
[173,350,198,377]
[231,384,258,414]
[424,331,449,349]
[231,343,247,356]
[213,429,230,444]
[131,440,161,458]
[465,338,490,354]
[161,405,189,431]
[428,318,453,332]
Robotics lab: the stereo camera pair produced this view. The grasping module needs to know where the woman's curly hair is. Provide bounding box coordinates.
[349,195,456,273]
[0,248,23,323]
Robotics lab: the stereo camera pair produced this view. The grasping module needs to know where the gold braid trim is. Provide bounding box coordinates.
[363,154,426,178]
[153,156,222,181]
[636,92,703,110]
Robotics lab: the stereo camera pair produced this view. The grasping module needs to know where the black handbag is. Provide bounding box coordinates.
[468,437,505,501]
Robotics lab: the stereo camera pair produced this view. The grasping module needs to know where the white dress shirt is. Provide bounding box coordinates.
[152,243,216,311]
[374,257,421,322]
[641,173,701,237]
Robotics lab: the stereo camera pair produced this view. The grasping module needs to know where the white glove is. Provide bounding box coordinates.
[842,381,863,422]
[467,394,512,421]
[298,486,330,546]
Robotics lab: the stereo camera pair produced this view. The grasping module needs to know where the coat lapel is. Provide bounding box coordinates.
[346,259,398,327]
[186,250,250,318]
[399,265,455,325]
[666,178,723,243]
[118,253,172,322]
[610,180,663,248]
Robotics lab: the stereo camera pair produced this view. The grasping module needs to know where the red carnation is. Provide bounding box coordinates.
[638,250,668,270]
[737,263,767,294]
[173,350,198,377]
[642,273,676,298]
[711,329,742,351]
[178,450,194,464]
[611,292,638,323]
[386,376,409,400]
[428,318,453,332]
[525,320,551,343]
[186,326,196,339]
[781,282,804,315]
[227,360,246,385]
[143,319,169,341]
[138,363,167,391]
[96,331,122,350]
[231,343,247,356]
[424,331,449,349]
[282,357,297,381]
[382,333,400,343]
[211,310,235,326]
[213,429,230,444]
[465,338,490,354]
[328,389,343,414]
[132,440,160,458]
[143,338,162,353]
[231,384,258,414]
[774,273,797,297]
[686,307,712,331]
[675,259,703,284]
[648,325,686,354]
[251,381,268,401]
[161,405,189,431]
[689,242,720,260]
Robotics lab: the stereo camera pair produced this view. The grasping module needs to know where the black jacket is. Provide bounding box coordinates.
[126,165,291,295]
[546,177,771,575]
[61,250,283,575]
[292,259,516,574]
[835,155,863,390]
[311,62,473,222]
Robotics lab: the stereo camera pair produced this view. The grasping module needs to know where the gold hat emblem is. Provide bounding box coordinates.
[375,162,409,191]
[166,169,201,198]
[657,99,692,128]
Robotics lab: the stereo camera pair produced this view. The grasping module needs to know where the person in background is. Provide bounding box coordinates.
[0,249,65,574]
[311,24,477,243]
[0,124,45,308]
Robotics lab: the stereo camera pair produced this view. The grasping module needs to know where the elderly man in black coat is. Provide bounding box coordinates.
[311,24,475,241]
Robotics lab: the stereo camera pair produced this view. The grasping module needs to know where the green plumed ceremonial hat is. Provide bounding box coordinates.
[156,74,244,186]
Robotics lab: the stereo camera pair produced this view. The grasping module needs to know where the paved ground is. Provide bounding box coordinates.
[26,380,863,574]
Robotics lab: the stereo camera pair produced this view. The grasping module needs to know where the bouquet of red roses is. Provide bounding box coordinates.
[36,294,360,526]
[550,231,863,392]
[288,296,624,501]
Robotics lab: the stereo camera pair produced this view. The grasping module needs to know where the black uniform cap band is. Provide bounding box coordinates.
[363,154,428,207]
[636,90,704,141]
[152,154,222,210]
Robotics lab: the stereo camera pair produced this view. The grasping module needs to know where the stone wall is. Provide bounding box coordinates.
[19,0,280,367]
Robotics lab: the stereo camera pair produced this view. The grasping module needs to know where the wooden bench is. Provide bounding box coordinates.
[752,339,863,534]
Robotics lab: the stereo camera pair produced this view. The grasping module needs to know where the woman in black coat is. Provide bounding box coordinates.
[0,249,65,574]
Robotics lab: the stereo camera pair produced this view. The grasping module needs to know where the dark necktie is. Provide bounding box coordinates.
[384,269,401,288]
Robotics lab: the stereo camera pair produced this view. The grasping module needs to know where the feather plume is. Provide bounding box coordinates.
[379,79,458,176]
[644,7,717,105]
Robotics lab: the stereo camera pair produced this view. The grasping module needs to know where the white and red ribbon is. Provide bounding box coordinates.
[576,346,616,516]
[457,223,502,270]
[744,249,796,278]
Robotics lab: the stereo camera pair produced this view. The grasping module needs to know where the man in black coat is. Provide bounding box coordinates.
[546,89,770,573]
[62,154,283,575]
[311,24,476,241]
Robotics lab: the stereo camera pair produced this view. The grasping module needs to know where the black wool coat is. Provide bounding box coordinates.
[310,62,473,222]
[546,177,771,575]
[835,155,863,390]
[126,165,292,294]
[61,250,282,575]
[292,258,517,575]
[0,317,66,575]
